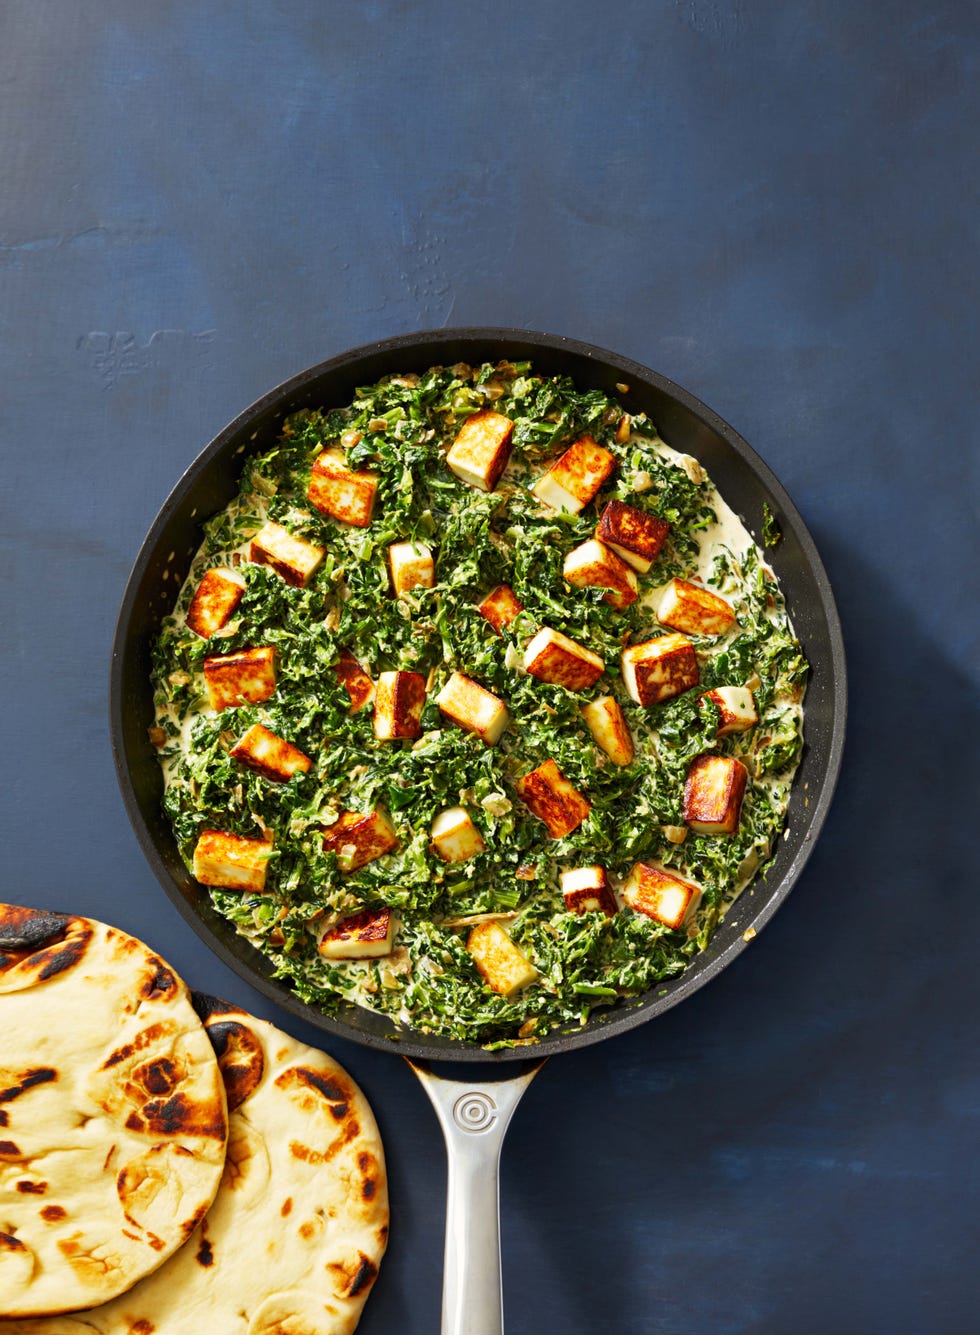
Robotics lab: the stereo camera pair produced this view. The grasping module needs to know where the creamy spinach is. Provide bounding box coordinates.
[152,362,807,1046]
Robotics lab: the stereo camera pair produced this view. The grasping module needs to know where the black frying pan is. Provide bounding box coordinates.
[109,329,846,1333]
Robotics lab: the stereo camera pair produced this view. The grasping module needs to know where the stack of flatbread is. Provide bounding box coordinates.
[0,903,388,1335]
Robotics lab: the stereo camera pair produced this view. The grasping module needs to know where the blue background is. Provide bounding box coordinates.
[2,3,977,1331]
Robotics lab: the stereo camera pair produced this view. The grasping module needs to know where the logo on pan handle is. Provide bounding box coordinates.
[452,1091,497,1133]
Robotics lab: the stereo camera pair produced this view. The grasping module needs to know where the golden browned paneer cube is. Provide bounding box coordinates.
[622,862,702,930]
[560,865,617,917]
[203,645,277,711]
[333,647,374,712]
[580,695,635,766]
[683,754,748,835]
[192,829,274,893]
[595,500,670,573]
[701,686,758,737]
[531,435,617,513]
[563,538,638,611]
[658,578,736,637]
[322,808,399,871]
[436,672,510,746]
[478,583,524,634]
[523,627,605,692]
[249,521,325,587]
[230,723,312,783]
[307,449,378,528]
[374,670,427,741]
[621,634,698,706]
[430,807,487,863]
[446,409,514,492]
[318,907,396,960]
[186,566,246,639]
[515,759,591,838]
[466,921,538,997]
[389,540,435,596]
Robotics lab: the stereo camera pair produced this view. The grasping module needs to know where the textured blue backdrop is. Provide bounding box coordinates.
[1,2,977,1331]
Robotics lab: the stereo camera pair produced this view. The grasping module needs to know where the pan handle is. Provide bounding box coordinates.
[407,1059,546,1335]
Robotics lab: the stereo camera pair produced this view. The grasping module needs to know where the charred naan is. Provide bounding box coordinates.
[0,904,227,1318]
[3,996,389,1335]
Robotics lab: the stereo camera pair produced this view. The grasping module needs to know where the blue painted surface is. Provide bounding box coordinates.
[1,2,977,1330]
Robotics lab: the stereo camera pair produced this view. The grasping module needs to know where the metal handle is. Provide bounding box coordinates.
[408,1059,545,1335]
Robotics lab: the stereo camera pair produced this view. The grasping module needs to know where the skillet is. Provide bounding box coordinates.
[110,327,846,1333]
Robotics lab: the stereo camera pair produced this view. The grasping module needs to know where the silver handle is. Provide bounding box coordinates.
[408,1059,545,1335]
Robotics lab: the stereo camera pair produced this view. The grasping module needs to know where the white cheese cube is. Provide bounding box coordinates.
[436,672,510,746]
[657,578,736,636]
[478,583,524,634]
[580,695,635,766]
[186,566,246,639]
[333,647,374,713]
[523,627,605,692]
[701,686,758,737]
[374,670,427,741]
[466,921,538,997]
[318,907,396,959]
[431,807,486,863]
[322,809,399,871]
[595,500,670,573]
[531,435,617,513]
[446,410,514,491]
[560,866,617,916]
[620,634,698,706]
[563,538,638,611]
[683,754,748,835]
[230,723,312,783]
[622,863,702,930]
[389,541,435,596]
[203,645,277,711]
[515,759,591,838]
[249,521,325,587]
[192,829,274,893]
[307,449,378,528]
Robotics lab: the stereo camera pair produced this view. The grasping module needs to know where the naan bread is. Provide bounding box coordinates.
[3,996,390,1335]
[0,904,228,1318]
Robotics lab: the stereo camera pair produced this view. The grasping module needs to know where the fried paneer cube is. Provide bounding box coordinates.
[321,808,399,871]
[580,695,635,766]
[622,862,702,930]
[478,583,524,634]
[307,449,378,528]
[436,672,510,746]
[186,566,246,639]
[515,759,591,839]
[389,541,435,596]
[563,538,639,611]
[523,627,605,692]
[701,686,758,737]
[683,754,748,835]
[531,435,617,513]
[318,908,396,960]
[560,866,618,917]
[333,647,374,713]
[249,521,325,587]
[657,578,736,637]
[595,500,670,573]
[230,723,312,783]
[466,921,538,998]
[192,829,274,893]
[446,410,514,492]
[374,670,427,741]
[430,807,486,863]
[203,645,277,711]
[620,634,698,706]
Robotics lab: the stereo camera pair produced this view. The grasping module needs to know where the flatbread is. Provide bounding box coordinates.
[0,904,228,1318]
[2,996,389,1335]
